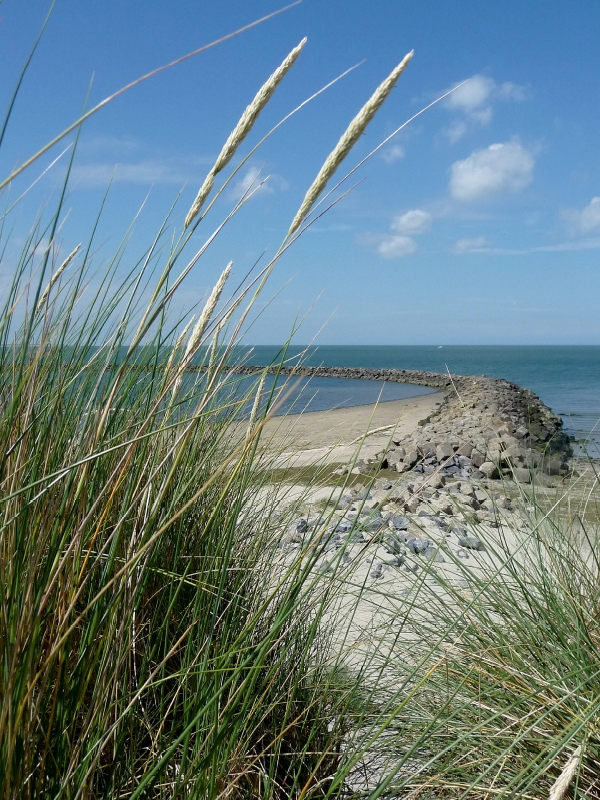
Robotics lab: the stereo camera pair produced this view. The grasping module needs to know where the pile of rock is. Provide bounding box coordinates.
[277,473,521,579]
[232,364,573,484]
[348,371,572,484]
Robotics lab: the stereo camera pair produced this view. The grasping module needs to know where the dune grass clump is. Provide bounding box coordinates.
[0,17,418,797]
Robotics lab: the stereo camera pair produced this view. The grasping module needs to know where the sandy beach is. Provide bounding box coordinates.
[264,390,444,468]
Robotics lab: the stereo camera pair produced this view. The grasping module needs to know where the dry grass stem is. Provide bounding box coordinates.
[287,49,413,237]
[185,38,307,228]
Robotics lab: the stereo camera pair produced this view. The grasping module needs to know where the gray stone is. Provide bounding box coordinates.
[404,450,419,468]
[332,519,353,533]
[407,538,432,554]
[457,533,485,550]
[436,442,454,461]
[496,495,511,510]
[514,425,528,439]
[406,496,421,514]
[337,495,353,509]
[512,467,531,483]
[382,531,405,555]
[360,514,384,532]
[457,443,473,457]
[390,515,410,530]
[479,461,500,479]
[423,545,445,563]
[545,458,564,476]
[471,450,486,468]
[370,562,384,580]
[290,518,308,534]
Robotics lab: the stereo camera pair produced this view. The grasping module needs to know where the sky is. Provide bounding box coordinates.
[1,0,600,345]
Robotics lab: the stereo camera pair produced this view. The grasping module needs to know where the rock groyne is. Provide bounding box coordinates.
[231,365,573,482]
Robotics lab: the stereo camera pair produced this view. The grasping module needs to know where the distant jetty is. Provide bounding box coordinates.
[229,364,573,481]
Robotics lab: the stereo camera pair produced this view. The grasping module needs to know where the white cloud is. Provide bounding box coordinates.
[380,144,404,164]
[229,167,289,201]
[442,75,527,142]
[444,120,468,145]
[563,196,600,234]
[449,141,535,201]
[377,235,417,259]
[446,75,496,113]
[498,81,527,101]
[72,155,211,187]
[455,236,489,253]
[391,209,432,235]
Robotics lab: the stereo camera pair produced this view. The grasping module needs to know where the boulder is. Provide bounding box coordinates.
[480,461,500,479]
[471,450,486,468]
[512,467,531,483]
[436,442,454,461]
[457,533,485,551]
[404,450,419,468]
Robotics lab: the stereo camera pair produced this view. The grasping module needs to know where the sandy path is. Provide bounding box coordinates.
[263,391,444,468]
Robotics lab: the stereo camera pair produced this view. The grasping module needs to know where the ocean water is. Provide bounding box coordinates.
[239,346,600,456]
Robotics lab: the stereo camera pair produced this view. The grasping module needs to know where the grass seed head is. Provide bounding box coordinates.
[287,50,413,237]
[184,260,232,358]
[36,243,81,312]
[185,38,307,228]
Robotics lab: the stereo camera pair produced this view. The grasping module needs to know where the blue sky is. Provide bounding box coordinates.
[2,0,600,344]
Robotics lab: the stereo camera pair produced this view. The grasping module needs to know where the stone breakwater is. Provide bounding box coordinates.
[230,365,573,483]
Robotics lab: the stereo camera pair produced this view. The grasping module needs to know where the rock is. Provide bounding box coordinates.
[390,515,410,530]
[436,442,454,461]
[544,458,564,476]
[407,538,431,554]
[430,498,454,515]
[511,467,531,483]
[457,533,485,551]
[423,545,445,563]
[370,562,384,580]
[406,496,421,514]
[457,455,472,468]
[457,443,473,457]
[290,518,308,534]
[404,450,419,468]
[534,472,559,488]
[471,450,486,468]
[332,519,353,533]
[514,425,528,439]
[382,531,406,555]
[460,483,475,498]
[480,461,500,479]
[376,547,402,566]
[496,495,511,510]
[360,514,384,532]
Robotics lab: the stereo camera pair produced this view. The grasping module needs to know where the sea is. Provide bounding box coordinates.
[237,346,600,457]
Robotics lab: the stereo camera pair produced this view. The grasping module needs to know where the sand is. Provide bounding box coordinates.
[263,390,444,469]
